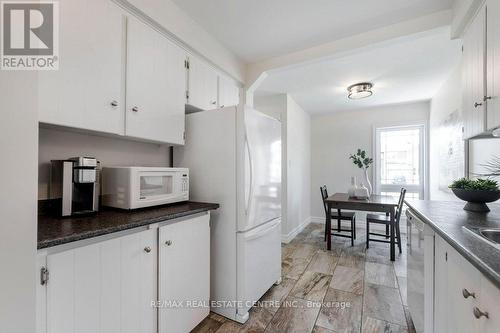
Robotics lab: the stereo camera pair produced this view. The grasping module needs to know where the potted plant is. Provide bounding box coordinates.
[449,178,500,212]
[349,149,373,195]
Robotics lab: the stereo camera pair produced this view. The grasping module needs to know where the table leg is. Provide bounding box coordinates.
[327,203,332,250]
[390,208,395,261]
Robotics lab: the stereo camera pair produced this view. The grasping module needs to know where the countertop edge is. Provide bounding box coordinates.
[405,200,500,289]
[38,203,219,250]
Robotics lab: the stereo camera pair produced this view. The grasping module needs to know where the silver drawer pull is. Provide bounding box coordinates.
[144,246,151,253]
[132,106,139,112]
[165,240,172,246]
[473,307,489,319]
[110,100,118,107]
[474,102,483,108]
[462,288,476,299]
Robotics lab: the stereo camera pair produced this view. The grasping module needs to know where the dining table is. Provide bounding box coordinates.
[324,193,400,261]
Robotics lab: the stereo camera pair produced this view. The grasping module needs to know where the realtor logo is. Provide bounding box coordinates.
[1,1,59,70]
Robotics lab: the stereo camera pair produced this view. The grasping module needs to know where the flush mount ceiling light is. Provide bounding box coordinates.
[347,82,373,99]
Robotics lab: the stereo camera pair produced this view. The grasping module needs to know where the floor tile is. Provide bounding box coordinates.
[363,283,407,326]
[404,306,417,333]
[282,256,310,280]
[306,252,338,275]
[258,278,297,314]
[265,297,320,333]
[240,306,274,333]
[282,243,297,259]
[312,325,335,333]
[397,276,407,306]
[316,288,363,333]
[366,246,393,265]
[192,315,224,333]
[330,265,364,295]
[289,271,332,301]
[291,243,318,261]
[338,252,365,270]
[364,262,397,288]
[215,321,242,333]
[362,316,408,333]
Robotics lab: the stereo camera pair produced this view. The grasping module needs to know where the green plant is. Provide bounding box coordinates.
[349,149,373,169]
[449,178,500,192]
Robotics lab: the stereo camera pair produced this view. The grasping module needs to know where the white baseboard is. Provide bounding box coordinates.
[281,217,311,243]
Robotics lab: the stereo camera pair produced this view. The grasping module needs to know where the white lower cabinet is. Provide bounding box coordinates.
[158,214,210,332]
[433,234,499,333]
[37,214,210,333]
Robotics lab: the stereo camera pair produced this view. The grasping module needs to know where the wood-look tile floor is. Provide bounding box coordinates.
[192,223,416,333]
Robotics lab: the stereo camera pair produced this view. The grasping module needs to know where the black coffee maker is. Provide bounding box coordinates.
[50,157,100,216]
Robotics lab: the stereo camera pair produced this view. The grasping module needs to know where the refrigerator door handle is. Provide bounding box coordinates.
[245,133,254,215]
[243,218,280,241]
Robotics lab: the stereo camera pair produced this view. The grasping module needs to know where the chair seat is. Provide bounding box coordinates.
[366,213,391,223]
[330,211,356,220]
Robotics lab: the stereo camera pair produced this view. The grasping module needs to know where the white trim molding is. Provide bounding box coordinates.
[281,217,312,243]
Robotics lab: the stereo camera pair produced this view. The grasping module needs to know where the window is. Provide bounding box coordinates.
[375,125,426,199]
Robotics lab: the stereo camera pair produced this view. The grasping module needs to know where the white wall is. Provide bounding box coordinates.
[429,63,464,201]
[0,68,38,331]
[127,0,245,82]
[38,127,171,199]
[285,96,311,238]
[311,102,430,218]
[254,94,311,242]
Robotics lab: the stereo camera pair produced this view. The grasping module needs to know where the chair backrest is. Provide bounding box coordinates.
[320,185,329,216]
[395,187,407,223]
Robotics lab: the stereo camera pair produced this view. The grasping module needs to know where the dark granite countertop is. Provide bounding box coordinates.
[38,201,219,249]
[405,199,500,288]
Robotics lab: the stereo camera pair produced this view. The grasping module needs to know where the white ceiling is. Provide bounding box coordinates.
[255,28,462,114]
[172,0,454,62]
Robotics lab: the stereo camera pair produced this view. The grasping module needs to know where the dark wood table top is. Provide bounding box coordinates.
[325,193,399,206]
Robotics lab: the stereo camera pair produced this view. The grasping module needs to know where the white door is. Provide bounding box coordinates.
[218,76,240,108]
[38,0,124,134]
[487,0,500,131]
[126,16,186,144]
[46,229,157,333]
[158,214,210,333]
[374,125,426,199]
[187,56,218,110]
[242,108,282,232]
[463,5,486,138]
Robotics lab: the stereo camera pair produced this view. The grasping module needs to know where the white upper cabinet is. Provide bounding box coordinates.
[38,0,125,135]
[218,76,240,108]
[186,56,219,110]
[462,4,486,139]
[125,16,186,144]
[486,0,500,131]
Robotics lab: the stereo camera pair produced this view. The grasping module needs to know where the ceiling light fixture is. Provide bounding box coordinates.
[347,82,373,99]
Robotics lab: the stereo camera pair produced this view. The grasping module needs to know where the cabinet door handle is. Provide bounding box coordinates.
[484,96,492,101]
[165,240,172,246]
[474,102,483,108]
[110,100,118,107]
[144,246,152,253]
[211,101,217,105]
[462,288,476,299]
[132,106,139,112]
[473,307,489,319]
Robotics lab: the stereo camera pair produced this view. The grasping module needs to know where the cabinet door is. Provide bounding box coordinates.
[463,5,487,139]
[487,0,500,130]
[38,0,124,135]
[159,214,210,332]
[126,17,186,144]
[478,275,500,332]
[218,76,240,108]
[187,57,218,110]
[434,235,448,333]
[446,245,482,333]
[45,229,157,333]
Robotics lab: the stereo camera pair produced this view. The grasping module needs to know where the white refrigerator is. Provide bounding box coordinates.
[174,106,282,323]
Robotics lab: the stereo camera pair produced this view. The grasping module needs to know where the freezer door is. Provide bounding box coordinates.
[243,108,282,232]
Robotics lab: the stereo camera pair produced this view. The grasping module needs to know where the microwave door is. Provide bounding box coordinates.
[138,172,175,200]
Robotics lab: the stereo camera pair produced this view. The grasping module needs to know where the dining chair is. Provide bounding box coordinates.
[366,188,406,253]
[320,185,357,246]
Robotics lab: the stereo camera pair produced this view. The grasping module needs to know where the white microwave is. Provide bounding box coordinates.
[102,167,189,209]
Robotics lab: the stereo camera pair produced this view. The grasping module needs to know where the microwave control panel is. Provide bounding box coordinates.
[181,174,189,193]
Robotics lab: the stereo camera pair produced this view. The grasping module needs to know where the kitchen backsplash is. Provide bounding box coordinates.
[38,127,171,200]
